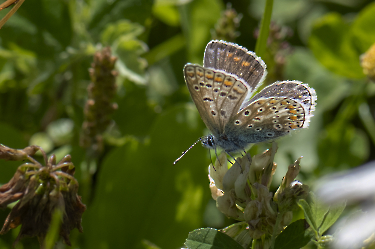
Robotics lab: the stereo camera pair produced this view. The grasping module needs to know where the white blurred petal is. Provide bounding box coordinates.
[316,161,375,204]
[333,207,375,249]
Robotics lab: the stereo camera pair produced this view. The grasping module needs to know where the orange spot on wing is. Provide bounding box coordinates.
[233,57,241,62]
[224,80,234,87]
[206,74,214,79]
[290,115,298,120]
[242,61,251,67]
[214,77,223,82]
[289,110,297,114]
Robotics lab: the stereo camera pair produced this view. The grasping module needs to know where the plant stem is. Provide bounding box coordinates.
[255,0,273,58]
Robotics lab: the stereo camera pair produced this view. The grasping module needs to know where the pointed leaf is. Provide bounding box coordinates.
[185,228,243,249]
[274,220,311,249]
[298,199,318,232]
[319,201,346,234]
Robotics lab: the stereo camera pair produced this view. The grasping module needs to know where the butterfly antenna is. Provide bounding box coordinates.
[173,138,202,164]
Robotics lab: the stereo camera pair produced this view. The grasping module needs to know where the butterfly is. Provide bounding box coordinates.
[174,40,316,164]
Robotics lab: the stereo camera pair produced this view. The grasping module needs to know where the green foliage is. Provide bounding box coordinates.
[0,0,374,248]
[185,228,243,249]
[298,193,345,247]
[274,220,310,249]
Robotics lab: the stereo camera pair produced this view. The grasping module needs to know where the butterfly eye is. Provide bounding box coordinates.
[248,124,253,128]
[235,120,241,125]
[211,111,216,116]
[274,124,282,130]
[244,110,250,116]
[255,127,262,131]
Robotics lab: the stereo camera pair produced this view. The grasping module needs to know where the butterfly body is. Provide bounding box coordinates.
[182,40,317,156]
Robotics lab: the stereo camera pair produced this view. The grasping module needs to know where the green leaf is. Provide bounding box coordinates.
[143,34,186,66]
[185,228,243,249]
[113,82,157,137]
[319,201,346,234]
[274,220,310,249]
[308,192,328,232]
[152,2,181,26]
[298,199,318,232]
[101,20,145,45]
[309,13,364,79]
[350,2,375,53]
[83,104,209,249]
[179,0,223,63]
[89,0,153,36]
[299,193,345,236]
[115,39,148,84]
[44,209,63,249]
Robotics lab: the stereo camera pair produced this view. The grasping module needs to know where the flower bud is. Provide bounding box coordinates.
[216,190,244,220]
[360,43,375,82]
[208,152,228,191]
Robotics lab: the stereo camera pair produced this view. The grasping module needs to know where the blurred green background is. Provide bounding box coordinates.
[0,0,375,248]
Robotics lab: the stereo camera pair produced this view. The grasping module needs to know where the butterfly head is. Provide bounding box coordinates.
[201,135,217,150]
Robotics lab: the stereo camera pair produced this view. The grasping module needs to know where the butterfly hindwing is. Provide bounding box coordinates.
[204,40,267,94]
[241,81,317,127]
[225,97,306,143]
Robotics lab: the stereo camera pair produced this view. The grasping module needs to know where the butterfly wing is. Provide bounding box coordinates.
[204,40,267,94]
[184,64,250,135]
[224,81,316,144]
[240,80,317,126]
[224,96,307,144]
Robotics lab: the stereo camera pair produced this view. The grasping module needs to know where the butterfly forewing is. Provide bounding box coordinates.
[184,64,251,135]
[184,64,221,134]
[225,97,306,143]
[204,40,267,94]
[217,76,249,129]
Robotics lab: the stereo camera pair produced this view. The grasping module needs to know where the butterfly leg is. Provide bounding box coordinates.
[208,149,217,171]
[243,149,252,164]
[226,151,243,173]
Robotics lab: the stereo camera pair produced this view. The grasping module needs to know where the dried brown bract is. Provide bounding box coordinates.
[0,144,86,248]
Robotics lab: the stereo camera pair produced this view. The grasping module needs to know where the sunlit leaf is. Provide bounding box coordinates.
[274,219,310,249]
[185,228,243,249]
[309,13,364,79]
